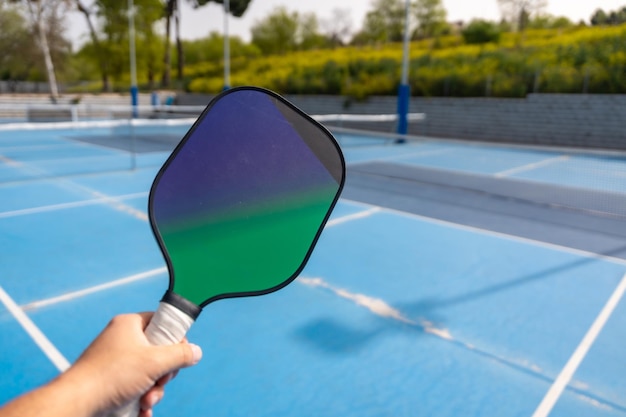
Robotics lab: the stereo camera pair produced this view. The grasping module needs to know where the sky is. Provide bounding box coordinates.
[67,0,626,46]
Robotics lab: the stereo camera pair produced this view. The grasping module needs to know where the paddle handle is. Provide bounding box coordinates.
[110,302,195,417]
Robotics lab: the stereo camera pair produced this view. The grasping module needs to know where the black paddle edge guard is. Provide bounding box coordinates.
[161,291,203,320]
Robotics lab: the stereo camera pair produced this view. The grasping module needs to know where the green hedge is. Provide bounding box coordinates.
[184,24,626,98]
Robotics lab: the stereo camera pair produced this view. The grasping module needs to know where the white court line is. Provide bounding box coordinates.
[531,272,626,417]
[0,192,147,219]
[495,155,570,178]
[380,148,455,160]
[0,143,99,152]
[299,277,453,340]
[21,267,167,311]
[341,199,626,266]
[0,155,21,167]
[326,207,380,227]
[0,151,149,221]
[17,207,375,311]
[1,268,166,371]
[391,147,457,159]
[55,183,148,222]
[0,286,70,372]
[12,154,129,165]
[349,147,455,165]
[0,117,196,131]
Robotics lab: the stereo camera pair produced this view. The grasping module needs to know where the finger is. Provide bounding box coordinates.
[136,312,155,329]
[156,369,179,386]
[156,372,172,386]
[140,387,164,411]
[153,342,202,374]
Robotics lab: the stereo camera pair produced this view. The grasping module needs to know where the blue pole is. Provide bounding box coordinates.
[397,84,410,135]
[131,85,139,115]
[128,0,138,118]
[396,0,411,139]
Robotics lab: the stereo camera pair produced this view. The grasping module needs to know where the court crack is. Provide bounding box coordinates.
[298,276,626,414]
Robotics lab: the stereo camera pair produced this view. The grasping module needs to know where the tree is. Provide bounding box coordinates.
[251,7,299,54]
[299,12,328,50]
[352,0,406,44]
[134,0,164,88]
[182,32,260,66]
[250,7,333,54]
[322,8,353,47]
[11,0,70,100]
[590,6,626,26]
[413,0,448,39]
[461,19,501,44]
[162,0,176,87]
[590,8,608,26]
[74,0,111,91]
[0,4,37,84]
[607,7,626,25]
[527,14,573,29]
[88,0,163,88]
[497,0,547,32]
[352,9,388,44]
[191,0,251,17]
[92,0,134,84]
[160,0,252,87]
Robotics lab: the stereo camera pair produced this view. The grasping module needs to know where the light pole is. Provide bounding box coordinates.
[223,0,231,90]
[128,0,138,117]
[397,0,411,136]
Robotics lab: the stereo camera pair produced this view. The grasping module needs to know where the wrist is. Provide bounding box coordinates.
[52,365,108,416]
[0,368,104,417]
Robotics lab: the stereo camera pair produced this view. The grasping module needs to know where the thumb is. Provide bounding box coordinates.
[152,342,203,375]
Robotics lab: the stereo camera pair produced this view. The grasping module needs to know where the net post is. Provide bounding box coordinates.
[130,86,139,119]
[396,0,411,141]
[128,0,138,119]
[396,84,410,140]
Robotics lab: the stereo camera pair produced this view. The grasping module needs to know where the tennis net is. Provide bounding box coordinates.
[0,103,205,124]
[0,107,426,183]
[0,118,194,183]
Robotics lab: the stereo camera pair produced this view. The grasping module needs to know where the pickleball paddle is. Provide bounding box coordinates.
[113,87,345,417]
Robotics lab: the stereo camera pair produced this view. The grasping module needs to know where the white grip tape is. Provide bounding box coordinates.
[145,302,195,345]
[109,302,195,417]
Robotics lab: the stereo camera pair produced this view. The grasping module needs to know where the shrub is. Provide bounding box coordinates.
[183,24,626,98]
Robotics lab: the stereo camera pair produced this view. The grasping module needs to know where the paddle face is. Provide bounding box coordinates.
[149,87,344,308]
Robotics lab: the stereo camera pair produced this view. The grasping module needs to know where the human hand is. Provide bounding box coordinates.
[0,312,201,417]
[62,312,202,417]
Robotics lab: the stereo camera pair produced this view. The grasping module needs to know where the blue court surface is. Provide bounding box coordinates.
[1,122,626,417]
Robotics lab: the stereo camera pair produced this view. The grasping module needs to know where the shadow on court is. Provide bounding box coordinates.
[294,241,626,354]
[291,312,626,414]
